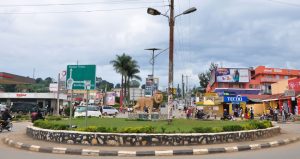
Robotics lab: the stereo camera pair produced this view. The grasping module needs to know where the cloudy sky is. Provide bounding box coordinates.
[1,0,300,89]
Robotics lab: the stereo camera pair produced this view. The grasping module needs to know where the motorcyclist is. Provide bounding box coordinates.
[1,109,12,128]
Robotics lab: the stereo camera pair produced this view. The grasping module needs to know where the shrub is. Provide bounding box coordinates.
[192,127,213,133]
[243,120,272,130]
[222,125,243,132]
[85,126,98,132]
[96,126,111,132]
[46,116,62,121]
[120,126,155,133]
[33,120,69,130]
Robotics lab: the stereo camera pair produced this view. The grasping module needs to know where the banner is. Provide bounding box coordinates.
[216,68,249,83]
[105,92,115,105]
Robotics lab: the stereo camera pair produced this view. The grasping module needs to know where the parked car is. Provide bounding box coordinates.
[74,105,102,118]
[100,106,119,116]
[10,102,39,114]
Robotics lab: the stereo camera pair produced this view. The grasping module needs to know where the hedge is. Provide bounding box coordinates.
[33,120,273,133]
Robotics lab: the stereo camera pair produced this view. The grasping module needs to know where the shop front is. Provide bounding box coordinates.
[223,95,248,116]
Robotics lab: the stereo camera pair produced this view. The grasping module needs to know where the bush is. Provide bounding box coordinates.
[243,120,272,130]
[46,116,62,121]
[222,125,243,132]
[120,126,155,133]
[193,127,213,133]
[33,120,69,130]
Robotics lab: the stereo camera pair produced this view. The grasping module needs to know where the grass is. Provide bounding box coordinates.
[50,118,250,133]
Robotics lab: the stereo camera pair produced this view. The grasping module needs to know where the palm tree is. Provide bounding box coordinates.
[110,53,131,106]
[110,53,141,106]
[126,60,141,104]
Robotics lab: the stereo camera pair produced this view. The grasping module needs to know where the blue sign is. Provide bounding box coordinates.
[223,96,248,103]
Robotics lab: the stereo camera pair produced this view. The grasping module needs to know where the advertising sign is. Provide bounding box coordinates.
[223,96,248,103]
[66,65,96,90]
[216,68,249,83]
[144,76,159,97]
[288,78,300,91]
[105,92,116,105]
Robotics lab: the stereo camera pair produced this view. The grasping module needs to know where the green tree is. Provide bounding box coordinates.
[198,62,218,92]
[110,53,132,105]
[130,80,140,88]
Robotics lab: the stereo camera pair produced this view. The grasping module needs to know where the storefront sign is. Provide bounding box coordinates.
[223,96,248,103]
[284,90,295,97]
[16,93,27,97]
[288,78,300,91]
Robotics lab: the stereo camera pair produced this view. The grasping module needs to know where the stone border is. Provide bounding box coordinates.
[3,137,300,157]
[26,126,281,146]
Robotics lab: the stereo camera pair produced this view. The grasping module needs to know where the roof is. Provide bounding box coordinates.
[0,72,35,84]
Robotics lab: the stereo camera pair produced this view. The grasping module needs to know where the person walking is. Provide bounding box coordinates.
[250,107,254,120]
[274,107,279,121]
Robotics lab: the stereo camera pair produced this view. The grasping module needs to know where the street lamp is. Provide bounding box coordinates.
[145,48,161,78]
[147,0,196,121]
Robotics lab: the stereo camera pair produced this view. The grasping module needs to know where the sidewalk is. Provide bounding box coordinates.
[2,121,300,157]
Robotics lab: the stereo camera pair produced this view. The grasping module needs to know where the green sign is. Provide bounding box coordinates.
[66,65,96,90]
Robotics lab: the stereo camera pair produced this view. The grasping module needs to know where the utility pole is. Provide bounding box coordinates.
[182,74,185,99]
[169,0,174,94]
[56,73,60,115]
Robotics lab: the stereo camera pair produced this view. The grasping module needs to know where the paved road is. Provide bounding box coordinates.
[1,121,300,159]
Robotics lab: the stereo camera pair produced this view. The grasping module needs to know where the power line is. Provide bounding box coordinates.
[0,0,164,7]
[0,5,166,14]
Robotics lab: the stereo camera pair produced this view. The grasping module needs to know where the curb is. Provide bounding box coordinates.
[2,137,300,157]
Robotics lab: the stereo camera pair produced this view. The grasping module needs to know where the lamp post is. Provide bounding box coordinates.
[147,0,196,121]
[145,48,161,78]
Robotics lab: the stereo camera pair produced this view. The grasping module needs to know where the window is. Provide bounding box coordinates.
[284,76,289,79]
[218,83,224,88]
[276,75,280,79]
[249,84,253,88]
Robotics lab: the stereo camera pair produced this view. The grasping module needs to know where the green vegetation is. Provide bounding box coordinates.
[33,118,273,133]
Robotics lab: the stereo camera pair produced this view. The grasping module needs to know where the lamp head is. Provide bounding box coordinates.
[182,7,197,15]
[147,8,161,16]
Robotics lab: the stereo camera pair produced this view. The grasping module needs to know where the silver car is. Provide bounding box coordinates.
[101,106,119,116]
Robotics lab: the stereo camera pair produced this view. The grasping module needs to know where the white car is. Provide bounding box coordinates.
[101,106,119,116]
[74,105,102,118]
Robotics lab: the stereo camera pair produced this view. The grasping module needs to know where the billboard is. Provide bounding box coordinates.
[288,78,300,91]
[105,92,116,106]
[216,68,249,83]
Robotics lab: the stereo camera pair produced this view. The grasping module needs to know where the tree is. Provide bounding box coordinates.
[198,62,218,92]
[130,80,140,88]
[126,60,141,103]
[141,84,146,89]
[110,53,135,106]
[115,83,121,88]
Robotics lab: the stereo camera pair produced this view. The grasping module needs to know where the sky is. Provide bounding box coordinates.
[1,0,300,90]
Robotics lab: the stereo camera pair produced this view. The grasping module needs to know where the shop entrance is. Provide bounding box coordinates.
[223,104,229,113]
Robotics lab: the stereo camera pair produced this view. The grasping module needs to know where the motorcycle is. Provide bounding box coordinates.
[0,118,13,132]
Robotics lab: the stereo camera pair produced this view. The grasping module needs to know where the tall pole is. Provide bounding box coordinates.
[145,48,160,78]
[56,73,60,115]
[169,0,174,93]
[167,0,174,123]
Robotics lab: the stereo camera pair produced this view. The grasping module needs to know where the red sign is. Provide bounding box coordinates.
[16,93,27,97]
[288,78,300,91]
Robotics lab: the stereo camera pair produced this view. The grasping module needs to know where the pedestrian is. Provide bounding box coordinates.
[282,106,286,122]
[244,107,249,119]
[250,107,254,120]
[274,107,278,121]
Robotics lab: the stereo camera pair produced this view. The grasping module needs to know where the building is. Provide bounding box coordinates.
[0,72,35,85]
[207,66,300,116]
[0,92,67,114]
[249,66,300,94]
